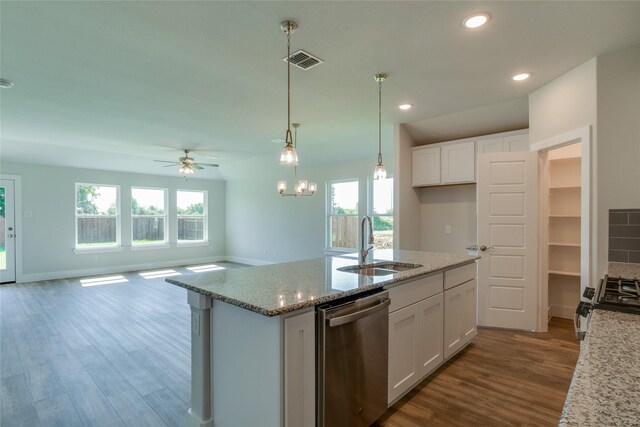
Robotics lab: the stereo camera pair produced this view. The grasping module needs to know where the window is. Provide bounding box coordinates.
[75,183,120,248]
[177,190,207,243]
[370,177,394,249]
[131,187,167,246]
[327,180,359,249]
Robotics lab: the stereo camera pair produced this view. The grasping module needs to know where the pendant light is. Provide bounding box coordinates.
[277,123,317,197]
[373,73,387,180]
[279,20,299,166]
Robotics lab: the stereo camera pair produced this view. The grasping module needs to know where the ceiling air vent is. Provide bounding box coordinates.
[283,49,324,70]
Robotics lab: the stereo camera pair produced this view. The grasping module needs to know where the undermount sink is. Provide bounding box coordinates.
[337,262,423,277]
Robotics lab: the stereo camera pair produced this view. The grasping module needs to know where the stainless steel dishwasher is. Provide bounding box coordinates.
[317,290,390,427]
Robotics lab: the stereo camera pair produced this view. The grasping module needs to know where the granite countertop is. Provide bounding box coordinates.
[559,309,640,426]
[167,250,478,317]
[608,261,640,279]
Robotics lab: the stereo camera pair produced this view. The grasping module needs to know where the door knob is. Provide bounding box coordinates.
[480,245,494,251]
[8,234,14,238]
[8,227,13,231]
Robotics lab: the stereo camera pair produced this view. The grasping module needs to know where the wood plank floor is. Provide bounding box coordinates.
[377,318,580,427]
[1,265,579,426]
[0,262,246,427]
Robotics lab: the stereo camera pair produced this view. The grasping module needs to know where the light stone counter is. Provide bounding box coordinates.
[559,309,640,426]
[608,261,640,279]
[167,250,478,316]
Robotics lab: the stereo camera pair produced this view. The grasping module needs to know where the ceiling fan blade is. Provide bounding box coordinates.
[163,164,177,168]
[192,164,205,170]
[154,160,179,164]
[194,163,220,167]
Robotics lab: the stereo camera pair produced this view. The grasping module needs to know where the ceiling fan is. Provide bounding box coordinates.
[154,150,219,174]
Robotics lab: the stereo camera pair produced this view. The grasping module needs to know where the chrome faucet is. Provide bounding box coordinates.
[360,215,374,265]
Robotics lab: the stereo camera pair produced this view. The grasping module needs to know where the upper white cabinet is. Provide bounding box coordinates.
[477,133,530,154]
[504,133,530,152]
[413,130,529,188]
[441,141,475,184]
[412,145,440,186]
[477,137,506,154]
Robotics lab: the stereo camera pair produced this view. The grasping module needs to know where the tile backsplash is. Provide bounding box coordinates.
[609,209,640,264]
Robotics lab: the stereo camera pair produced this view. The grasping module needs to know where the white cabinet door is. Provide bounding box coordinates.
[461,279,477,343]
[417,293,444,378]
[504,134,530,152]
[441,141,475,183]
[284,310,315,427]
[388,303,420,403]
[477,137,505,154]
[412,146,441,186]
[443,285,463,359]
[444,279,478,359]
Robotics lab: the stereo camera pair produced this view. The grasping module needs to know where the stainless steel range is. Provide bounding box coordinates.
[575,275,640,339]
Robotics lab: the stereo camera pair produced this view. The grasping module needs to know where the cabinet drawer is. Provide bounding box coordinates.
[444,263,476,290]
[387,272,443,313]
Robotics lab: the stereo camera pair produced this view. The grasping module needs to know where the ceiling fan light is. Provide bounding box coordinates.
[374,163,387,180]
[279,144,299,166]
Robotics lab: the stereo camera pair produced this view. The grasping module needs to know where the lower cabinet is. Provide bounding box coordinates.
[283,309,315,427]
[388,293,443,404]
[444,279,477,359]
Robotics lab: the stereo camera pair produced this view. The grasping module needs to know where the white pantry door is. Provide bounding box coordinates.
[477,152,538,330]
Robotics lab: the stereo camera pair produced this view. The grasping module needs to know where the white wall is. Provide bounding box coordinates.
[418,185,476,254]
[596,44,640,277]
[225,155,390,264]
[529,45,640,279]
[1,161,225,281]
[394,124,421,251]
[528,58,598,144]
[528,58,599,280]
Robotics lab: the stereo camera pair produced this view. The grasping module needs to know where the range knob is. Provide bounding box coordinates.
[576,301,593,317]
[582,287,596,299]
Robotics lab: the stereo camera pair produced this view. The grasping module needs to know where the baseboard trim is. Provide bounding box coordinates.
[549,304,574,320]
[224,256,274,266]
[19,256,227,283]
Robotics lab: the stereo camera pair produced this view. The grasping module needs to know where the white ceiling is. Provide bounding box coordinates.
[1,1,640,179]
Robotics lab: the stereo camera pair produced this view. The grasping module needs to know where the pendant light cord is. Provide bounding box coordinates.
[286,27,292,146]
[378,79,382,164]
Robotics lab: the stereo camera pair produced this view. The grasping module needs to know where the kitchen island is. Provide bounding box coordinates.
[167,250,478,427]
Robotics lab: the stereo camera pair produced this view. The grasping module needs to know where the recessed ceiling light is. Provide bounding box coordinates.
[512,72,532,81]
[463,13,490,29]
[398,104,413,110]
[0,78,14,89]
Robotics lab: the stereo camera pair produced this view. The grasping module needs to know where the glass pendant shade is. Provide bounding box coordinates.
[277,180,287,194]
[297,179,308,193]
[374,163,387,180]
[279,144,299,166]
[308,182,317,194]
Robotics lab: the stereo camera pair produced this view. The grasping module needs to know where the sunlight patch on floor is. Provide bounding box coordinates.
[80,275,128,287]
[186,264,225,273]
[138,269,182,279]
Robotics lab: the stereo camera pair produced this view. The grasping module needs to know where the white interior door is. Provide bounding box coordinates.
[0,179,16,283]
[477,152,538,330]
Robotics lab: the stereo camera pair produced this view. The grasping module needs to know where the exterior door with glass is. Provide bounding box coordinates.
[0,179,16,283]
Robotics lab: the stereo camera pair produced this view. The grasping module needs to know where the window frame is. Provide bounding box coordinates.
[326,178,360,252]
[131,186,169,248]
[368,176,394,250]
[74,182,121,252]
[176,189,208,245]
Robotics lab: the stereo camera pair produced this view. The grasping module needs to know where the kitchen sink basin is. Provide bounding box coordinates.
[337,262,422,277]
